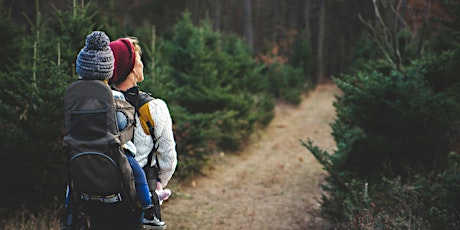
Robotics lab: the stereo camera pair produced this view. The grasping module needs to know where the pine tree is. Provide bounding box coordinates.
[0,0,23,72]
[0,0,103,209]
[154,13,274,177]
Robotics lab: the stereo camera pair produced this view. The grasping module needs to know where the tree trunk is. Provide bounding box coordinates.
[304,0,312,42]
[214,0,221,31]
[243,0,254,51]
[317,0,326,83]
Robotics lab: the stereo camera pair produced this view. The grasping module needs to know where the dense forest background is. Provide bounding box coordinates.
[4,0,373,81]
[0,0,459,229]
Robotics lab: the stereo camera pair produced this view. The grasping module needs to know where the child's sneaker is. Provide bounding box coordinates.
[141,205,166,229]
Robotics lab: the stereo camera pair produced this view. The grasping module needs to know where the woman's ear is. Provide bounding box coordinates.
[132,70,139,81]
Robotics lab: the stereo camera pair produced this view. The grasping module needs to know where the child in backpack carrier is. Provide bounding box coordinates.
[62,31,167,230]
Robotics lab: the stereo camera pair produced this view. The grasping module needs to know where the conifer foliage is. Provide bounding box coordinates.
[152,13,274,177]
[303,1,460,227]
[0,0,101,209]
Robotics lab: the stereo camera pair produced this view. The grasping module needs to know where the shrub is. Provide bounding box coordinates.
[421,152,460,229]
[334,153,460,230]
[148,13,275,178]
[263,62,305,105]
[334,68,457,178]
[303,60,460,226]
[0,0,103,209]
[289,37,315,86]
[304,1,460,227]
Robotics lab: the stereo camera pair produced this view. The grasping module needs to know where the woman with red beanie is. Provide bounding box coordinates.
[110,37,177,229]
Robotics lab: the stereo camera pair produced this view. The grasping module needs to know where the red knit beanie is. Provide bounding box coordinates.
[109,38,136,85]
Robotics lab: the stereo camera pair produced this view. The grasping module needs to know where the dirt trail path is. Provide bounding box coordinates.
[162,83,341,230]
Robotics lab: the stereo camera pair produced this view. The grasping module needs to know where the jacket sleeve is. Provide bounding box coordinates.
[149,99,177,187]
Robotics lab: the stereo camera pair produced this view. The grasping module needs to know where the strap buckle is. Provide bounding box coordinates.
[80,192,122,203]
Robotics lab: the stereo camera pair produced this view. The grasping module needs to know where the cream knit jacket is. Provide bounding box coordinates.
[133,98,177,187]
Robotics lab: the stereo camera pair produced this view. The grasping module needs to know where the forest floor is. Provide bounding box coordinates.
[162,83,342,230]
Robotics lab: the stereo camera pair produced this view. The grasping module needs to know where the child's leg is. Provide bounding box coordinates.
[126,153,165,228]
[125,153,151,208]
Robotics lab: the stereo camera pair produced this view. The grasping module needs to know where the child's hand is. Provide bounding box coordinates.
[156,181,163,191]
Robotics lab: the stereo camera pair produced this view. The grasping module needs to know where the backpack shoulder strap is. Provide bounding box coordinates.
[122,87,159,166]
[122,86,155,136]
[137,92,155,136]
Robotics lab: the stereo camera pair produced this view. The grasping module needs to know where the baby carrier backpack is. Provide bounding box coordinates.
[62,79,137,227]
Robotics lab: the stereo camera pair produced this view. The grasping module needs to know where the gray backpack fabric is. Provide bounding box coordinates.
[63,79,137,213]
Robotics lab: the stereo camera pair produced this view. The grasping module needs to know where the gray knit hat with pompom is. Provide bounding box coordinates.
[76,31,114,80]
